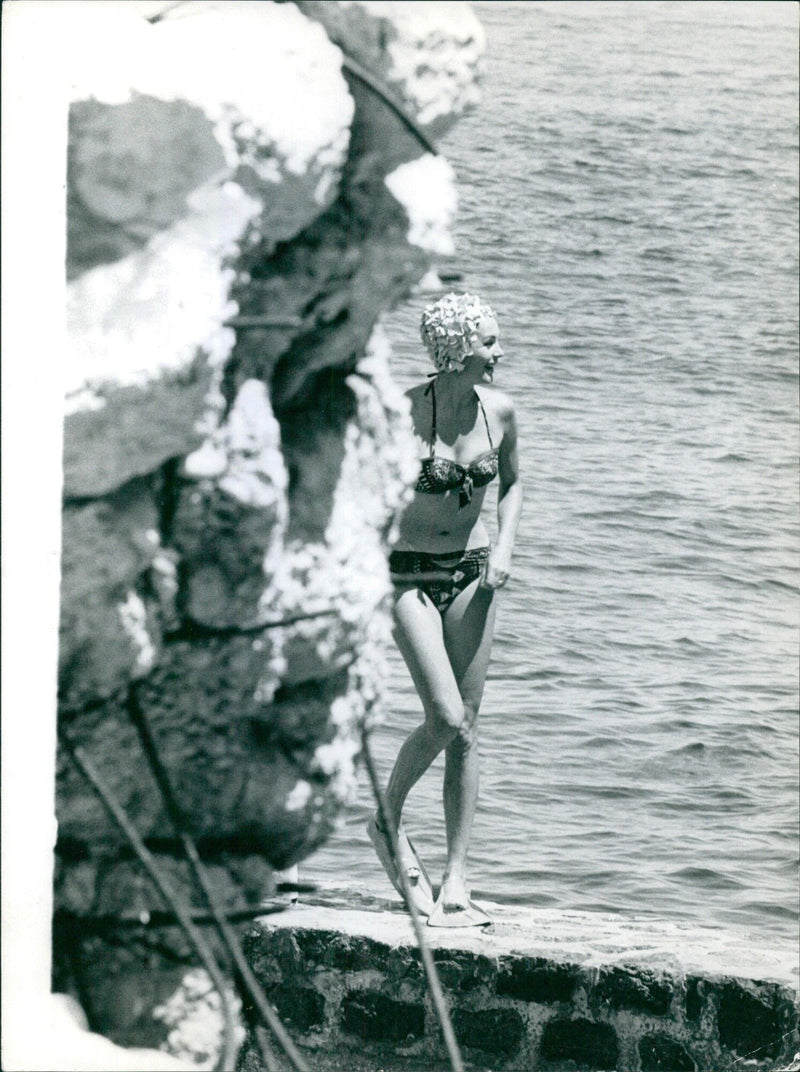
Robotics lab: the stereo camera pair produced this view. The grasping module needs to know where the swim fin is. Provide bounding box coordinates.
[427,895,492,928]
[367,814,435,917]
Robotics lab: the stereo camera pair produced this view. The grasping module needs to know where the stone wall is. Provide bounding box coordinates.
[238,902,799,1072]
[53,0,484,1060]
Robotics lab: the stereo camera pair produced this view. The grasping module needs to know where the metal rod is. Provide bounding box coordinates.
[164,608,339,643]
[361,727,465,1072]
[54,902,294,933]
[223,316,303,330]
[128,688,310,1072]
[221,608,339,631]
[60,732,240,1072]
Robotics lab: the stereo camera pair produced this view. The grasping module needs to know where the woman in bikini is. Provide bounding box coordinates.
[369,293,523,926]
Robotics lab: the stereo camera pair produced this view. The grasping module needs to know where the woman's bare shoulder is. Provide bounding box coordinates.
[477,385,516,423]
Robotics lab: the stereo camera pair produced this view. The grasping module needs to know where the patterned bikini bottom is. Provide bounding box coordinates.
[389,546,490,613]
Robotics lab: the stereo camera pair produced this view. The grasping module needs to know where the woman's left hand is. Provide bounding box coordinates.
[481,550,511,590]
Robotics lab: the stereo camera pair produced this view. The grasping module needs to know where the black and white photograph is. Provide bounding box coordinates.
[2,2,798,1070]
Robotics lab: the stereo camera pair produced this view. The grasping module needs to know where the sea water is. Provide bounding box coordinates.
[304,1,799,973]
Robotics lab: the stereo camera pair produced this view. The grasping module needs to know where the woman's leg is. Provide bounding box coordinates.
[383,588,466,834]
[439,580,496,906]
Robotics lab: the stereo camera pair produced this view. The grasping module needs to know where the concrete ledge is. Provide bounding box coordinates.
[238,896,798,1072]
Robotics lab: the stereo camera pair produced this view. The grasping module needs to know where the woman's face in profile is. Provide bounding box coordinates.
[463,315,503,383]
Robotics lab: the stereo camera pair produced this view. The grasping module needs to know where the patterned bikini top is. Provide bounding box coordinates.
[415,379,500,508]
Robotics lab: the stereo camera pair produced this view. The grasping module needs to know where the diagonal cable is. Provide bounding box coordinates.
[127,684,309,1072]
[59,728,239,1072]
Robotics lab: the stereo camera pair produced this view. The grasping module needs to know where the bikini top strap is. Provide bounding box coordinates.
[428,378,437,456]
[477,395,494,450]
[425,380,492,456]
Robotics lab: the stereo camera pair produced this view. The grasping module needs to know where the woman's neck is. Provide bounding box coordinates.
[432,371,479,413]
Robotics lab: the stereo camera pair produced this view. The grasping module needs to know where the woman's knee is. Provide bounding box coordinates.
[424,697,465,746]
[450,702,479,752]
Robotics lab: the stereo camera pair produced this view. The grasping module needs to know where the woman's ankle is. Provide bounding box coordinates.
[441,871,468,891]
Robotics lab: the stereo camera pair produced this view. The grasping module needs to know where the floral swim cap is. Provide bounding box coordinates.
[419,292,497,373]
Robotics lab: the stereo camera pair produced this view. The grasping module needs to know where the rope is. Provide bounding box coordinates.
[59,730,240,1072]
[340,54,438,156]
[361,727,465,1072]
[723,1030,799,1071]
[127,685,310,1072]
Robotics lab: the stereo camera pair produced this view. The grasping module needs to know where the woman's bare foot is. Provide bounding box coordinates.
[437,874,470,910]
[428,874,491,928]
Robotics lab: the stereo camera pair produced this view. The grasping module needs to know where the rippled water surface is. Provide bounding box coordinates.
[304,1,799,969]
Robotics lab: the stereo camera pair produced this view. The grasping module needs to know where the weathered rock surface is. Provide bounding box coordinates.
[54,0,484,1061]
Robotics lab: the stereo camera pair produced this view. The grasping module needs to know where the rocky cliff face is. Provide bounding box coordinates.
[54,0,483,1056]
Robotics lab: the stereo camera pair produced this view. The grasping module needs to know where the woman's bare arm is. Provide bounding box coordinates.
[484,399,522,588]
